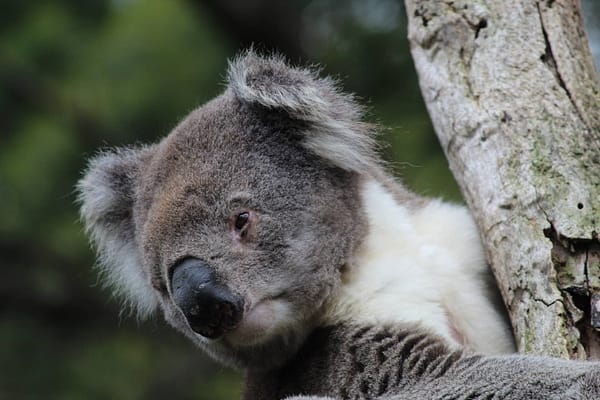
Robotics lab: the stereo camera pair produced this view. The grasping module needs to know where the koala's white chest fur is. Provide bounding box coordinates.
[323,179,515,354]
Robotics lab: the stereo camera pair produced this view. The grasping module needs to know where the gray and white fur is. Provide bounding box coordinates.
[78,51,600,399]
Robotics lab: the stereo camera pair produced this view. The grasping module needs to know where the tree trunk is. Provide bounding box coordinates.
[404,0,600,359]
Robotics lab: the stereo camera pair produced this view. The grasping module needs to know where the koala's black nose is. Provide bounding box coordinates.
[171,258,243,339]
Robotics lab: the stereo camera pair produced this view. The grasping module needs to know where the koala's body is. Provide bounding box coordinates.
[79,52,600,399]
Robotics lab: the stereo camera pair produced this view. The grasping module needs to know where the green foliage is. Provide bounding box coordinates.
[66,0,227,142]
[1,1,237,398]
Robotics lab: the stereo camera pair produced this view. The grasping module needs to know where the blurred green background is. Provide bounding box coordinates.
[1,1,598,399]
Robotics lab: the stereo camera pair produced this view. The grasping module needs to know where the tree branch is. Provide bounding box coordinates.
[405,0,600,359]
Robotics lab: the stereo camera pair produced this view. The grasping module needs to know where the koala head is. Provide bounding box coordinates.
[78,51,378,369]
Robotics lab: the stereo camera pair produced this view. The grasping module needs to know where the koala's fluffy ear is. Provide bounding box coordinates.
[77,147,158,318]
[227,51,379,172]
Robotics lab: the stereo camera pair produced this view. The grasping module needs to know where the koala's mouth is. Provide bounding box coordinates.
[220,294,293,347]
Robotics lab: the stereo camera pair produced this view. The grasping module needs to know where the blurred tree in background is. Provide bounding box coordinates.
[0,0,597,399]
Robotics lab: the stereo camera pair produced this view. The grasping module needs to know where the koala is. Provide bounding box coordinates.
[78,51,600,399]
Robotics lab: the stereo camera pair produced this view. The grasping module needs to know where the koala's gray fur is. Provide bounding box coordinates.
[267,323,600,400]
[78,51,600,399]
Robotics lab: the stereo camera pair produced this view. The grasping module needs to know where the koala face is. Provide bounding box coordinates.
[79,52,377,368]
[137,97,365,367]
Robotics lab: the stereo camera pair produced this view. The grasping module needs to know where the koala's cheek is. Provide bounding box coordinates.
[225,299,295,346]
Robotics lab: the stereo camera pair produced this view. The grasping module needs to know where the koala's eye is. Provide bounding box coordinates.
[234,212,250,231]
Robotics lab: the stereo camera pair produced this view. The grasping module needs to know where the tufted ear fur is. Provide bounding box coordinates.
[77,146,158,318]
[227,50,380,172]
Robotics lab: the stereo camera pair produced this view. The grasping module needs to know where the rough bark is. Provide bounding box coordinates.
[404,0,600,359]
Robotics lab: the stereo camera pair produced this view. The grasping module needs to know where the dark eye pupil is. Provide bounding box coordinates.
[234,212,249,230]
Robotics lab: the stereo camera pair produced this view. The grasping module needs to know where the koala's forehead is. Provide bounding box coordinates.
[133,92,321,238]
[144,92,307,183]
[140,97,239,191]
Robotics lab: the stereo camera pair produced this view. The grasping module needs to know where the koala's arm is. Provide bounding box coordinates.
[406,353,600,400]
[271,324,600,400]
[284,354,600,400]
